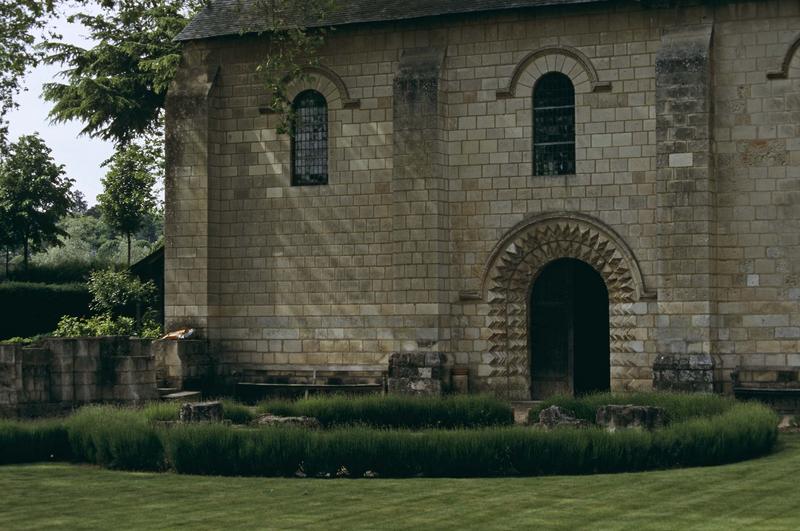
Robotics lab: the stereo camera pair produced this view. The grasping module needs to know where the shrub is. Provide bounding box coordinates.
[52,314,161,339]
[256,394,514,429]
[87,269,156,317]
[0,335,43,345]
[0,282,90,340]
[67,405,163,470]
[0,419,71,464]
[527,391,735,424]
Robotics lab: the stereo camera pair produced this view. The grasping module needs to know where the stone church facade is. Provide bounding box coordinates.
[165,0,800,399]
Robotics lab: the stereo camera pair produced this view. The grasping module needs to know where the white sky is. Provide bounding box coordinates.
[6,8,116,206]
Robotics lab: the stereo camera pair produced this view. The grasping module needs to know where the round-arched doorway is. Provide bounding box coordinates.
[529,258,610,399]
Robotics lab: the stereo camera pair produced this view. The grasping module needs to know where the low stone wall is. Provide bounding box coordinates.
[151,339,213,391]
[0,337,159,418]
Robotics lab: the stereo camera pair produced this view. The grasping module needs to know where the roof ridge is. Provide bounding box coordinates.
[176,0,608,42]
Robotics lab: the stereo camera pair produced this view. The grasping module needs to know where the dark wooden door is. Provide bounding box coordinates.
[529,258,610,399]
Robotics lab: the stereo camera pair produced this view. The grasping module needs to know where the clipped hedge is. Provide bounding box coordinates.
[163,402,777,477]
[67,406,163,471]
[0,419,71,464]
[0,396,780,478]
[0,282,90,340]
[6,260,106,284]
[257,394,515,429]
[528,391,735,424]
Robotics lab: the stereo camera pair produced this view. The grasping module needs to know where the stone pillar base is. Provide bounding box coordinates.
[653,354,714,393]
[387,352,447,396]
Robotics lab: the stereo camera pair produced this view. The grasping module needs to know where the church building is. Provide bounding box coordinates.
[165,0,800,399]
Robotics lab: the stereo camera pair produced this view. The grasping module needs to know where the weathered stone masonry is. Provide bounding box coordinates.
[165,0,800,398]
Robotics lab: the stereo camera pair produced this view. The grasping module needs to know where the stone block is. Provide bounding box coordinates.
[180,401,223,423]
[595,405,666,432]
[653,354,714,393]
[387,377,443,395]
[387,351,446,395]
[252,414,321,429]
[536,406,588,429]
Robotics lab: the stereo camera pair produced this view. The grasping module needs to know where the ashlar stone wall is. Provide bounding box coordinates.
[0,338,158,418]
[165,0,800,398]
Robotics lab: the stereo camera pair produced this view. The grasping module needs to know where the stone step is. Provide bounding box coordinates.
[162,390,201,401]
[157,387,179,396]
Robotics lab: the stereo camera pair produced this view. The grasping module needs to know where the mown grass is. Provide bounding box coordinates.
[0,434,798,530]
[257,393,514,428]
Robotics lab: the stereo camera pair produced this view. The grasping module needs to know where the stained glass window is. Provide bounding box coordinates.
[291,90,328,186]
[533,73,575,176]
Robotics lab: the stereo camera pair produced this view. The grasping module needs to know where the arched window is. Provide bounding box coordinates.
[533,73,575,176]
[291,90,328,186]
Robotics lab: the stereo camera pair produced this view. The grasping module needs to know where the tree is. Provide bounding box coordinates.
[43,0,337,143]
[0,134,74,270]
[42,0,203,145]
[97,144,157,265]
[0,1,56,149]
[70,190,89,215]
[0,206,15,277]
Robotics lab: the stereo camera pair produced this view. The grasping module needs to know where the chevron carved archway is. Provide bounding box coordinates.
[481,213,648,399]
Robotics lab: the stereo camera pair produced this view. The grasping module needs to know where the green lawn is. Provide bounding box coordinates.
[1,434,799,530]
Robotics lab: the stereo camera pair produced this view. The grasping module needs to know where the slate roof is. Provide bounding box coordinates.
[176,0,607,41]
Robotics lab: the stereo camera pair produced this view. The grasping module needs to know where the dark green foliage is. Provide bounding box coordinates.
[256,394,515,429]
[7,260,110,284]
[0,1,56,147]
[52,269,162,339]
[42,0,201,144]
[0,134,74,270]
[528,391,735,424]
[161,402,777,478]
[52,313,162,339]
[97,145,159,265]
[0,282,90,340]
[164,424,306,477]
[87,269,156,318]
[66,406,163,471]
[0,397,779,478]
[0,419,70,464]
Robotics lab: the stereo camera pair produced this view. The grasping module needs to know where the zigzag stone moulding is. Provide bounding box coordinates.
[481,212,651,398]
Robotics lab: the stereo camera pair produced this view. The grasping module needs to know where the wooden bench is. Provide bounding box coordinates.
[731,366,800,414]
[235,364,387,401]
